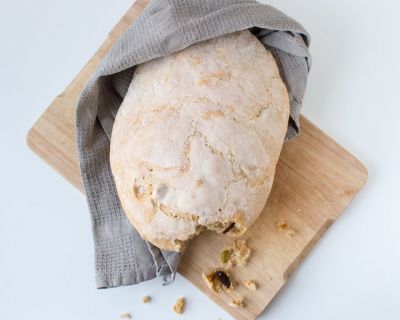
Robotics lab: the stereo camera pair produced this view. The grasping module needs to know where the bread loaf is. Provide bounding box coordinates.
[110,30,290,251]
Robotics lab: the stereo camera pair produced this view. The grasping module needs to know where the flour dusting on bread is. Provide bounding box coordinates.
[110,30,290,251]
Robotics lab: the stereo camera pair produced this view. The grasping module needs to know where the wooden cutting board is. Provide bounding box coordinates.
[26,1,368,319]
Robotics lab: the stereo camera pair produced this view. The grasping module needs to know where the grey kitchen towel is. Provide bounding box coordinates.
[76,0,311,289]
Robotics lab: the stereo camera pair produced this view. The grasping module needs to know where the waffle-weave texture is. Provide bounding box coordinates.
[76,0,311,288]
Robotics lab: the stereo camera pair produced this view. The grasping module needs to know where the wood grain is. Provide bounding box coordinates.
[26,1,368,319]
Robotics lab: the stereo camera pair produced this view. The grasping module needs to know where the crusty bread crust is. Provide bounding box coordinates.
[110,30,289,251]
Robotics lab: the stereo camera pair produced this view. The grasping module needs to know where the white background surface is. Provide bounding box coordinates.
[1,0,399,319]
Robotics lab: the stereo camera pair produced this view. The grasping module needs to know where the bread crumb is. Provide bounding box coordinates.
[277,221,297,237]
[202,269,233,293]
[120,312,131,319]
[142,295,151,303]
[243,280,257,291]
[221,239,251,268]
[229,297,245,308]
[173,297,185,314]
[266,274,272,281]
